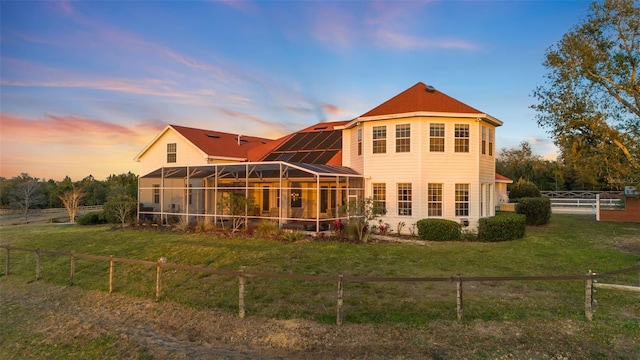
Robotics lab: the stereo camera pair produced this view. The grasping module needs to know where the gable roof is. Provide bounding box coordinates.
[250,120,348,166]
[134,124,273,162]
[342,82,503,128]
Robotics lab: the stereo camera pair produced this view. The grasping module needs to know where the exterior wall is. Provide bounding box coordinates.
[599,196,640,222]
[137,129,208,176]
[345,115,496,233]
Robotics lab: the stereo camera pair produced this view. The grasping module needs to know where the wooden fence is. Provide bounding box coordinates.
[1,244,638,325]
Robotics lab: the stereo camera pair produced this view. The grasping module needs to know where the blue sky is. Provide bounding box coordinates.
[0,0,593,180]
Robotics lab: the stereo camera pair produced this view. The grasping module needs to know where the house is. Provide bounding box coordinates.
[135,82,505,232]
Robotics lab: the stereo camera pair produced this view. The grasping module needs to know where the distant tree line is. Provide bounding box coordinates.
[496,141,631,192]
[0,172,138,222]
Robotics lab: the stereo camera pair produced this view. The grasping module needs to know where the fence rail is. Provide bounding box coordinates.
[1,244,638,325]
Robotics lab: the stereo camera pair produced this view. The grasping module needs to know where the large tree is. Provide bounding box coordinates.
[532,0,640,189]
[8,173,45,222]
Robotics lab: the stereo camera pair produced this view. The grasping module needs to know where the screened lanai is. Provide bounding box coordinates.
[138,161,364,232]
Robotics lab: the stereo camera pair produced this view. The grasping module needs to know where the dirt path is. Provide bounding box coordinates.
[1,277,637,359]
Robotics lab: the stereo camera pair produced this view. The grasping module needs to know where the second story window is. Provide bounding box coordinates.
[372,125,386,154]
[454,124,469,153]
[430,123,445,152]
[395,124,410,153]
[357,128,362,156]
[482,126,487,155]
[167,143,177,163]
[489,128,494,156]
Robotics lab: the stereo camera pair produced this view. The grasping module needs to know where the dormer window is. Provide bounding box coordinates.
[167,143,177,163]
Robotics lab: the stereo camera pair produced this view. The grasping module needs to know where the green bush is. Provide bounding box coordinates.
[478,213,526,241]
[509,178,541,201]
[77,211,107,225]
[254,220,280,239]
[416,219,461,241]
[517,197,551,225]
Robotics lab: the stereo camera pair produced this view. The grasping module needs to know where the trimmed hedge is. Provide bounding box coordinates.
[478,213,526,241]
[77,211,108,225]
[417,218,461,241]
[517,197,551,225]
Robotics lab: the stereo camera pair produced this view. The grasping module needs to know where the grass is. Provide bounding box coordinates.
[0,214,638,326]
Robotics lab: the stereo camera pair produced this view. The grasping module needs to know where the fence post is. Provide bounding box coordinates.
[156,257,166,302]
[109,255,114,294]
[456,274,464,321]
[69,252,75,286]
[36,248,41,280]
[4,244,10,276]
[238,266,246,319]
[336,275,344,326]
[585,270,594,321]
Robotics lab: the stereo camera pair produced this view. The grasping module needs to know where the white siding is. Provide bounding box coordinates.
[349,116,494,233]
[137,129,207,176]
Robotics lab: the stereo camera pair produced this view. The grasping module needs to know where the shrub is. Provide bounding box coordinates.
[517,197,551,225]
[281,230,306,242]
[478,213,526,241]
[416,219,461,241]
[509,178,541,202]
[254,220,280,239]
[77,211,107,225]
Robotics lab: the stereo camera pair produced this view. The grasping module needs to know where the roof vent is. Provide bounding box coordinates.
[425,85,436,92]
[206,134,220,138]
[314,126,328,130]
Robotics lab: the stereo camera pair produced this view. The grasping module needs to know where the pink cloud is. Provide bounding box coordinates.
[0,113,162,146]
[374,31,478,50]
[310,2,478,51]
[0,113,165,180]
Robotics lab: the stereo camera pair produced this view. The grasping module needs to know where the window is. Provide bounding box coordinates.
[455,124,469,153]
[167,143,177,163]
[455,184,469,217]
[428,183,443,216]
[372,126,386,154]
[357,128,362,156]
[489,128,494,156]
[430,123,445,152]
[397,183,412,216]
[372,183,386,213]
[153,184,160,204]
[481,126,487,155]
[395,124,410,153]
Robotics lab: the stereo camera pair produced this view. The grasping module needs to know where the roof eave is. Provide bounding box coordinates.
[340,112,503,129]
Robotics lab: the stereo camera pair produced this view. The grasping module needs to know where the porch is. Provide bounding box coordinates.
[138,161,364,232]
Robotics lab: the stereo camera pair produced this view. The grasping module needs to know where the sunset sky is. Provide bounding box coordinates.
[1,0,592,181]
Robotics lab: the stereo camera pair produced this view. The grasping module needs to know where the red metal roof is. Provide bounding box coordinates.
[495,173,513,183]
[171,124,272,160]
[360,82,484,117]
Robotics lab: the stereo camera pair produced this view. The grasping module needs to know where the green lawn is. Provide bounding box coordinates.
[1,214,638,325]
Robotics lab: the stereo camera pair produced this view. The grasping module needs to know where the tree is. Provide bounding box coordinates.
[496,141,562,190]
[103,192,137,227]
[8,173,45,222]
[59,185,86,223]
[217,192,257,233]
[532,0,640,189]
[341,197,386,243]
